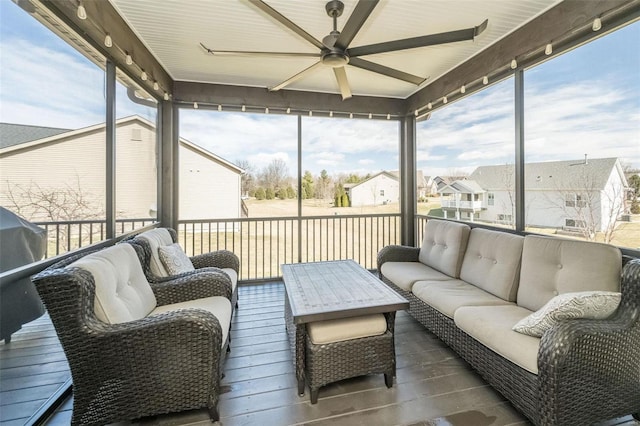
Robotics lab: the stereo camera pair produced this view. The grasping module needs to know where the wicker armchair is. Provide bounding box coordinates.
[128,227,240,310]
[32,244,232,425]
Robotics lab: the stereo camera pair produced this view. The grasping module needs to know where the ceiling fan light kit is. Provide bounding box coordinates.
[200,0,488,102]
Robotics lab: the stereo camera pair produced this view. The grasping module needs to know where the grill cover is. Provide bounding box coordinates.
[0,207,47,342]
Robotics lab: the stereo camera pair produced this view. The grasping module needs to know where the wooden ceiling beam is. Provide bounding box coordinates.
[39,0,172,99]
[173,81,405,116]
[405,0,640,115]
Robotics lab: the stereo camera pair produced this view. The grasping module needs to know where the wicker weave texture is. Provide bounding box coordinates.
[127,229,239,309]
[32,249,229,425]
[380,247,640,426]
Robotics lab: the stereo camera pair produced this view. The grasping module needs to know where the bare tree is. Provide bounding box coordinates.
[3,176,104,251]
[315,169,332,199]
[546,167,626,244]
[236,159,256,196]
[259,159,289,193]
[4,176,102,222]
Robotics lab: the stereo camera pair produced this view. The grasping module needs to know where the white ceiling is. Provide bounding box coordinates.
[110,0,562,99]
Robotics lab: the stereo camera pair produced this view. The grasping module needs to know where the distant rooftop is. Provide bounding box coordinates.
[0,123,70,149]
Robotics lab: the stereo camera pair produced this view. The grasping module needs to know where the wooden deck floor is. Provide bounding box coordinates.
[0,313,70,425]
[33,282,640,425]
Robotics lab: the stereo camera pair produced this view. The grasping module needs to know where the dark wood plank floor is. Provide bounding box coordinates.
[0,313,70,426]
[43,282,639,426]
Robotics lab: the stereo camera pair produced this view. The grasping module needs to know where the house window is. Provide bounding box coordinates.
[565,193,587,208]
[488,193,495,206]
[565,218,586,228]
[497,214,512,222]
[380,190,385,196]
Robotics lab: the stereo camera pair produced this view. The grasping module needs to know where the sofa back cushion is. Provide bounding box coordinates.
[460,228,524,302]
[136,228,174,277]
[418,219,471,278]
[72,244,157,324]
[517,235,622,312]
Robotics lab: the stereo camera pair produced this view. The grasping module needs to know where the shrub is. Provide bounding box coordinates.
[255,187,265,200]
[335,195,342,207]
[286,186,296,199]
[265,188,275,200]
[341,193,349,207]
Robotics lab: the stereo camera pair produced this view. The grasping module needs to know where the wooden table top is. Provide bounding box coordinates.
[282,260,409,324]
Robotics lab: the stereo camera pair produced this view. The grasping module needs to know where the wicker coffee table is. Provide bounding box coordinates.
[283,260,409,403]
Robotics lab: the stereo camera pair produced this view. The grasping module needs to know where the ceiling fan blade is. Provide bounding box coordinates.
[334,0,379,50]
[333,67,352,100]
[200,43,319,58]
[348,19,489,57]
[349,57,426,85]
[248,0,325,50]
[269,61,323,92]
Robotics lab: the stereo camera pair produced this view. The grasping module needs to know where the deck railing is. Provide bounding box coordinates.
[177,214,401,281]
[31,214,402,281]
[35,218,157,258]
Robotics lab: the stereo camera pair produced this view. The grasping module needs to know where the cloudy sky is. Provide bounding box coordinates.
[1,1,638,179]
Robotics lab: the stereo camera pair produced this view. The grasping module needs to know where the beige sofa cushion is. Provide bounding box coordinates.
[460,228,524,302]
[381,261,453,291]
[412,280,512,319]
[222,268,238,291]
[72,244,157,324]
[307,314,387,345]
[455,305,540,374]
[136,228,174,277]
[151,296,232,348]
[517,235,622,312]
[418,219,470,278]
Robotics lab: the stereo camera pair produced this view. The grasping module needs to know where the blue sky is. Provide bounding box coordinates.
[1,1,638,178]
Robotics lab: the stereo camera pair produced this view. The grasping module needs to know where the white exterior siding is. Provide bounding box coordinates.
[1,117,243,223]
[477,190,515,225]
[115,122,158,218]
[349,173,399,207]
[179,144,241,220]
[1,129,108,221]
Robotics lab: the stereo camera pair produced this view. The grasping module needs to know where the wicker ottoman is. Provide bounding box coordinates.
[304,312,397,403]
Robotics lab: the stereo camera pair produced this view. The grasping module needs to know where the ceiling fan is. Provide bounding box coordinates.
[200,0,488,100]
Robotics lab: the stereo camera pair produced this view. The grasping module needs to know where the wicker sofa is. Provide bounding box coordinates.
[378,219,640,426]
[32,243,233,425]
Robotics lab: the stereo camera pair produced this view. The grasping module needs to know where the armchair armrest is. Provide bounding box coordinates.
[191,250,239,272]
[537,259,640,425]
[377,245,420,271]
[151,270,232,306]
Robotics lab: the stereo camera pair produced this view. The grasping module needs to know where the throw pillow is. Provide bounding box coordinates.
[158,243,195,275]
[512,291,621,337]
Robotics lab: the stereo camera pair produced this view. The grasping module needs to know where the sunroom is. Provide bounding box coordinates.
[0,0,639,425]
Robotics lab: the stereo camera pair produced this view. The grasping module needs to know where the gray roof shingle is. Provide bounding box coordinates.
[0,123,70,149]
[469,158,620,191]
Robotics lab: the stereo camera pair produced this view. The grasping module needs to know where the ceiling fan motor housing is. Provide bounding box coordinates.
[321,48,349,67]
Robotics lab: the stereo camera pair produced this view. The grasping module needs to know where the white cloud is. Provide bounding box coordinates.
[247,152,291,170]
[358,159,375,165]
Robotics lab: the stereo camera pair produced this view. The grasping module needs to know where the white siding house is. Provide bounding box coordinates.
[441,158,628,232]
[346,171,399,207]
[0,116,244,222]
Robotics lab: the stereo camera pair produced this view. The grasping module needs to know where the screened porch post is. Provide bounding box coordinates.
[400,114,417,247]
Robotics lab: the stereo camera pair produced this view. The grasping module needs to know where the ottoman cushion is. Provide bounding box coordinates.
[307,314,387,344]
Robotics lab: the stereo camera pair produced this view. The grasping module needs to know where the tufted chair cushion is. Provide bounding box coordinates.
[418,219,471,278]
[71,244,157,324]
[136,228,174,277]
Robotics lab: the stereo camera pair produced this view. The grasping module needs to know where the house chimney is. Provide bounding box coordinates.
[584,154,588,165]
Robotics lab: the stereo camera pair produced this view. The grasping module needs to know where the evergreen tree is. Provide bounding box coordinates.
[255,187,266,200]
[265,188,275,200]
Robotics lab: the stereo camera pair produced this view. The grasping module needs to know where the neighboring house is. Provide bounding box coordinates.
[388,170,428,199]
[0,116,244,222]
[346,171,400,207]
[436,157,628,232]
